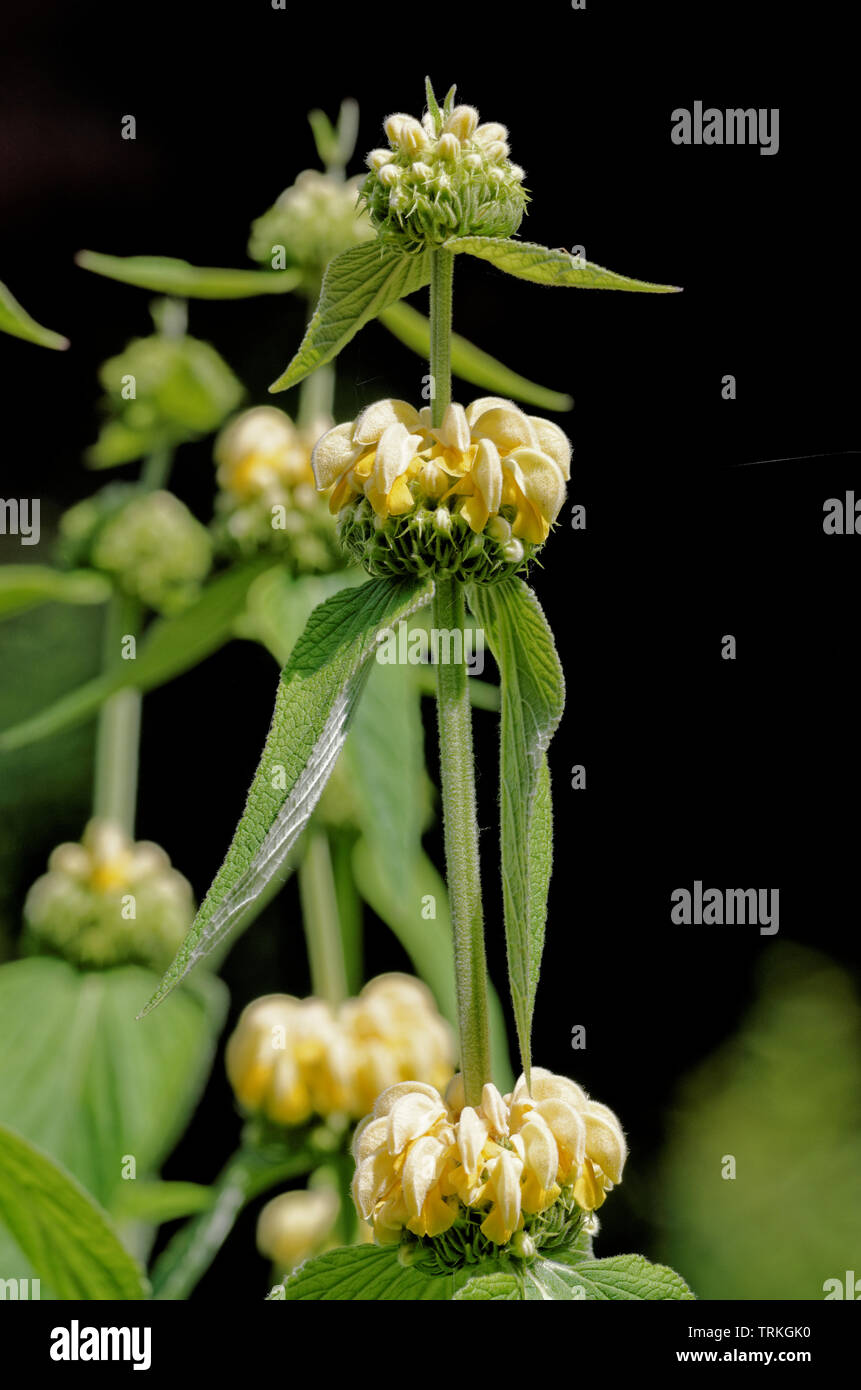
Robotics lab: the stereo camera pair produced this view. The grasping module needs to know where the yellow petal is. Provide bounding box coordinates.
[465,396,515,427]
[373,1080,444,1119]
[311,421,360,490]
[402,1136,448,1219]
[480,1082,510,1137]
[471,438,502,517]
[519,1113,558,1191]
[432,402,470,453]
[525,1068,589,1111]
[535,1097,586,1180]
[365,423,423,518]
[457,1106,489,1176]
[352,1149,395,1219]
[583,1110,627,1184]
[353,398,422,445]
[386,474,416,516]
[471,403,537,455]
[528,417,572,480]
[573,1159,607,1211]
[351,1114,389,1163]
[387,1091,447,1154]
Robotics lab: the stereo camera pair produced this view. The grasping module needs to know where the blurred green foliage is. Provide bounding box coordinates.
[657,943,861,1300]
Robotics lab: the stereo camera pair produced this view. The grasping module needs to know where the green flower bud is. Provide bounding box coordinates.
[61,487,213,615]
[247,169,375,280]
[88,333,244,468]
[360,90,528,252]
[23,819,194,972]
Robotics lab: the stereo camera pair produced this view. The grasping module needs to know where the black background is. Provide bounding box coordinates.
[0,0,857,1295]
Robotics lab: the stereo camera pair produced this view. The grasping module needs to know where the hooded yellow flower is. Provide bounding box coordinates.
[351,1067,626,1251]
[256,1187,339,1272]
[312,396,570,546]
[214,406,320,502]
[226,974,454,1128]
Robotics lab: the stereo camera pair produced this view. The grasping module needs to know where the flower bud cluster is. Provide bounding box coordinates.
[312,397,570,581]
[226,974,454,1128]
[247,169,374,281]
[352,1069,626,1259]
[23,819,194,971]
[212,407,342,570]
[362,99,527,250]
[61,484,213,615]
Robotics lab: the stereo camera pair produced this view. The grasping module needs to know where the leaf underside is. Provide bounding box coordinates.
[446,235,681,293]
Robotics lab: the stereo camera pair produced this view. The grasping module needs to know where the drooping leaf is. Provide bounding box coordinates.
[378,301,572,412]
[141,576,434,1014]
[0,1123,146,1299]
[0,566,110,620]
[109,1180,214,1226]
[0,559,273,752]
[468,578,564,1081]
[0,279,69,349]
[76,251,302,299]
[278,1244,451,1300]
[0,957,226,1208]
[269,243,431,393]
[445,236,681,293]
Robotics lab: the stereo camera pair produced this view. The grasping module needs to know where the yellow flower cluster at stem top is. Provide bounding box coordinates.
[226,974,454,1127]
[312,397,570,550]
[352,1069,626,1247]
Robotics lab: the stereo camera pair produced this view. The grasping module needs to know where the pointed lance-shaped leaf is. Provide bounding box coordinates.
[139,576,435,1016]
[444,236,681,293]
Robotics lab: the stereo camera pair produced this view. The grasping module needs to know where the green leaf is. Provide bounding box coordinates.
[468,578,564,1081]
[269,243,431,393]
[141,576,434,1014]
[109,1180,214,1226]
[279,1244,451,1300]
[378,301,572,412]
[0,1124,146,1299]
[445,236,681,293]
[0,559,273,752]
[424,77,442,135]
[0,278,69,349]
[0,566,110,620]
[0,958,226,1208]
[75,251,301,299]
[453,1270,522,1300]
[547,1252,696,1300]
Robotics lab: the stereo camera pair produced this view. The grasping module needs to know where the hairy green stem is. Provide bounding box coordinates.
[429,248,454,427]
[150,1145,313,1300]
[297,361,335,432]
[432,577,491,1105]
[298,829,348,1005]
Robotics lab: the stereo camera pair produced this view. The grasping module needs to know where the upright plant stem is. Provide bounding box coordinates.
[432,578,491,1105]
[92,591,141,836]
[91,445,174,835]
[298,829,348,1005]
[429,249,454,427]
[428,247,491,1103]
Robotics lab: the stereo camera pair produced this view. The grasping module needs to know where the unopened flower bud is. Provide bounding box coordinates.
[410,162,434,181]
[475,122,508,145]
[484,140,510,162]
[437,132,460,160]
[366,148,391,171]
[384,113,410,145]
[378,163,400,187]
[443,105,479,141]
[393,116,427,157]
[502,537,525,564]
[256,1188,339,1272]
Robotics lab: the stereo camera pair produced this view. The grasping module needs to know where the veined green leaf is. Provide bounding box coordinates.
[468,578,564,1081]
[0,278,69,349]
[455,1253,695,1301]
[76,251,302,299]
[278,1244,451,1300]
[0,958,226,1209]
[0,559,273,752]
[0,1123,146,1299]
[141,576,434,1014]
[0,566,110,620]
[445,236,681,293]
[547,1252,696,1300]
[269,243,431,393]
[378,301,572,412]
